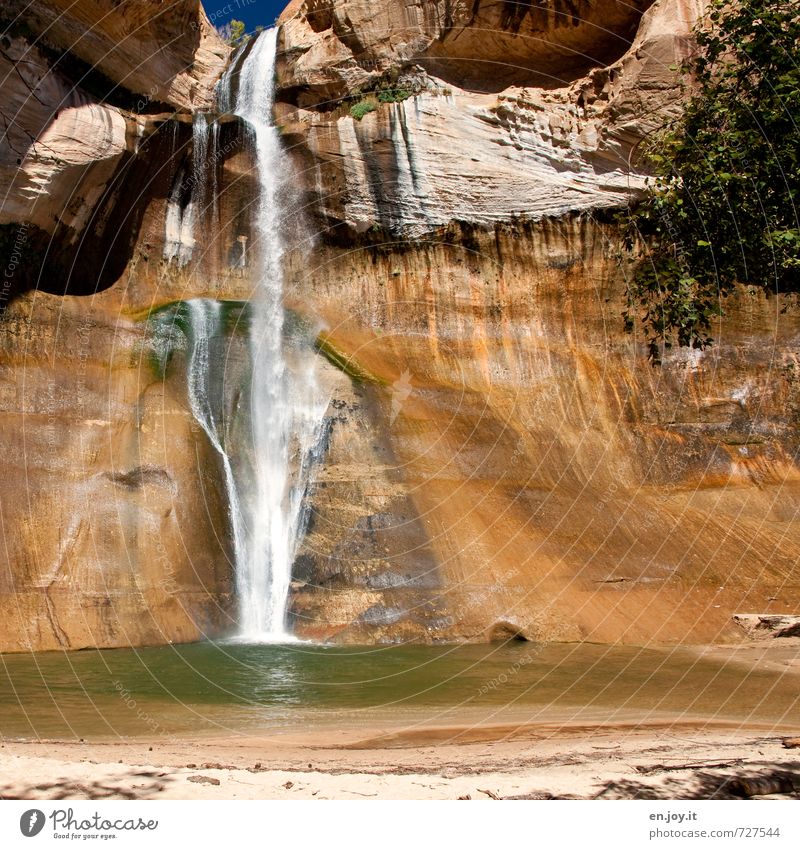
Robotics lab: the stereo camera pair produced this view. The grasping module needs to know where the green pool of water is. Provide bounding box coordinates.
[0,641,797,741]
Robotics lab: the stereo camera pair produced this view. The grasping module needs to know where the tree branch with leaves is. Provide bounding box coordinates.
[620,0,800,362]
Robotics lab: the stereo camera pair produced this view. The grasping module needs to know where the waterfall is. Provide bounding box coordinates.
[191,113,209,218]
[164,115,210,266]
[164,171,195,265]
[185,300,248,578]
[210,119,220,238]
[218,29,328,642]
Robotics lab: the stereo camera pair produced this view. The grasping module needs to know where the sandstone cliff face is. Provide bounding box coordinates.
[0,0,229,300]
[0,1,240,650]
[275,0,701,238]
[270,0,800,643]
[1,0,799,651]
[7,0,228,110]
[279,0,654,99]
[0,295,237,651]
[284,219,800,644]
[0,37,127,233]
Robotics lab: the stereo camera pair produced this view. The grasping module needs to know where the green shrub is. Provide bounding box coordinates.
[377,89,412,104]
[350,100,377,121]
[621,0,800,360]
[216,19,249,46]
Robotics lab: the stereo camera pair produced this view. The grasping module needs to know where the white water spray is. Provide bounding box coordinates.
[185,300,248,577]
[164,115,210,266]
[219,29,327,641]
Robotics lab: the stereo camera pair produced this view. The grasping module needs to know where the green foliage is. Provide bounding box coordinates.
[621,0,800,360]
[314,334,384,385]
[228,19,247,44]
[217,19,248,46]
[350,88,414,119]
[377,88,412,104]
[350,100,377,121]
[347,66,422,119]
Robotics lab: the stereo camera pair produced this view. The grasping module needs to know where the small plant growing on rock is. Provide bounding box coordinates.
[217,19,248,46]
[377,89,412,104]
[350,100,377,121]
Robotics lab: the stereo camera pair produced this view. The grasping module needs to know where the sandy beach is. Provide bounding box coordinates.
[2,720,799,800]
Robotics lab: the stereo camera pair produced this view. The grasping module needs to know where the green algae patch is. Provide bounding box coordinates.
[138,301,191,380]
[315,333,385,386]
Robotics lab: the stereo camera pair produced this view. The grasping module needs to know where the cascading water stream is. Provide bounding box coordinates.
[164,114,211,266]
[185,300,249,577]
[218,29,328,642]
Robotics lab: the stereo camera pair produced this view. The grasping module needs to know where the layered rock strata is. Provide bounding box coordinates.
[2,0,799,650]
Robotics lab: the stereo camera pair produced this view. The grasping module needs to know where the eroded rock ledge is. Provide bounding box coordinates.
[278,0,655,100]
[5,0,228,110]
[0,0,229,300]
[275,0,702,239]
